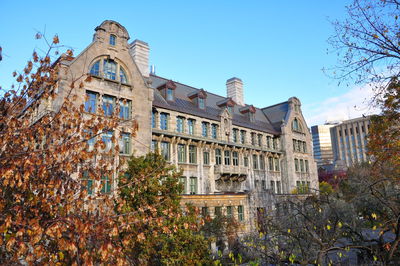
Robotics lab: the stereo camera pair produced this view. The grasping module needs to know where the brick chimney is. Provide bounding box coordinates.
[226,77,244,106]
[129,39,149,77]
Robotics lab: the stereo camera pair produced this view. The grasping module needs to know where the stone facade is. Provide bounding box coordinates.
[43,20,318,234]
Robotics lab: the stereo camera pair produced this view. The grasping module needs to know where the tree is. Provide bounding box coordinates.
[328,0,400,86]
[0,35,129,264]
[115,152,211,265]
[240,163,400,265]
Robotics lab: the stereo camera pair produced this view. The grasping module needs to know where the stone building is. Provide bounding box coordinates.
[330,116,371,169]
[39,20,318,235]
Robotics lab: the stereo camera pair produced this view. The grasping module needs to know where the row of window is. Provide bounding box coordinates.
[338,124,370,137]
[254,179,282,194]
[180,176,198,194]
[201,205,245,222]
[87,131,131,155]
[85,91,132,119]
[153,141,281,171]
[293,139,307,153]
[296,181,311,194]
[294,158,310,173]
[153,111,280,149]
[81,173,112,195]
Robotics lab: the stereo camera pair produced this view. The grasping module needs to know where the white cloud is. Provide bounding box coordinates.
[303,84,381,126]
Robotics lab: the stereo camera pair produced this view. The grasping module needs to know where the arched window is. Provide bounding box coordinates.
[90,60,100,76]
[109,34,116,46]
[89,58,129,84]
[119,67,128,84]
[292,118,302,132]
[103,59,117,80]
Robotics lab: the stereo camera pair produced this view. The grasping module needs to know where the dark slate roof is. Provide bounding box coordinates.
[261,102,289,125]
[150,74,286,135]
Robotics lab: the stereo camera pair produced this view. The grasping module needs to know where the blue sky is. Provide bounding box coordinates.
[0,0,378,126]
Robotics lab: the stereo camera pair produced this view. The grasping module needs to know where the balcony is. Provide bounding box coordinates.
[214,165,247,182]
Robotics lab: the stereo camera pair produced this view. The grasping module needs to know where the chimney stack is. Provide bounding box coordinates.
[129,39,149,77]
[226,77,244,106]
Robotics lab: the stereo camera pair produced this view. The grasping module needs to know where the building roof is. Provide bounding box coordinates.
[150,74,287,135]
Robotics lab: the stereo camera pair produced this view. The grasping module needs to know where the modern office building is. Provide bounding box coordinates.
[311,124,336,168]
[33,20,319,234]
[330,116,371,169]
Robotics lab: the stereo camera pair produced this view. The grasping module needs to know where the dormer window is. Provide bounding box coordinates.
[157,80,177,101]
[188,89,207,110]
[198,98,205,109]
[109,34,116,46]
[239,105,256,122]
[167,88,174,101]
[217,97,236,114]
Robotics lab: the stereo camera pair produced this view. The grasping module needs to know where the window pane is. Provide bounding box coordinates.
[101,131,113,152]
[103,59,117,80]
[119,133,131,155]
[189,145,196,163]
[176,117,184,133]
[90,61,100,76]
[102,95,114,116]
[160,113,169,130]
[119,67,128,83]
[203,151,209,165]
[109,34,116,46]
[167,88,174,101]
[215,149,222,165]
[190,177,197,194]
[161,142,170,161]
[101,175,112,194]
[85,91,97,113]
[224,150,231,165]
[119,99,131,120]
[238,205,244,221]
[178,144,186,163]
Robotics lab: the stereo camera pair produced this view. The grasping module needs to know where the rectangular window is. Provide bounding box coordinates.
[307,181,311,193]
[244,156,249,167]
[103,60,117,80]
[203,151,210,165]
[160,113,169,130]
[268,157,274,171]
[259,155,265,170]
[232,129,238,143]
[253,154,258,169]
[293,139,297,151]
[215,149,222,165]
[85,91,97,113]
[266,136,272,148]
[152,112,157,128]
[119,133,131,155]
[270,180,275,193]
[102,95,115,116]
[273,138,279,150]
[198,98,205,109]
[211,124,218,139]
[300,159,304,173]
[101,175,112,194]
[305,160,309,173]
[215,206,222,217]
[232,151,239,166]
[295,159,299,172]
[119,99,131,120]
[179,176,187,194]
[240,130,246,144]
[251,133,256,145]
[82,171,93,195]
[226,206,233,217]
[238,205,244,222]
[166,88,174,101]
[297,181,302,193]
[189,177,197,194]
[161,141,170,161]
[178,144,186,163]
[276,181,281,194]
[303,142,307,153]
[189,145,197,163]
[224,150,231,165]
[151,140,157,152]
[187,119,195,135]
[201,122,209,137]
[101,131,113,152]
[274,158,280,171]
[258,134,262,146]
[176,117,184,133]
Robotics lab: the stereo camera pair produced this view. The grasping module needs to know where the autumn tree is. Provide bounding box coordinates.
[115,152,211,265]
